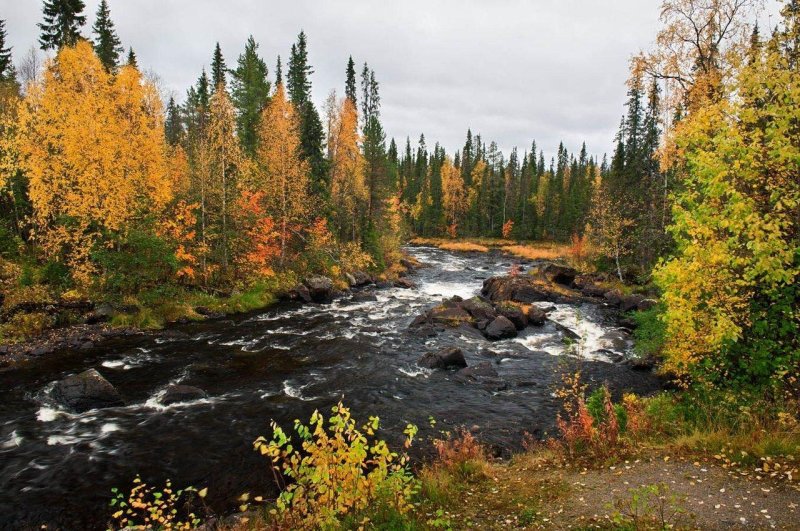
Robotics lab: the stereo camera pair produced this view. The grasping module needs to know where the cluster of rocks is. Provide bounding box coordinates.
[417,346,505,389]
[482,263,658,318]
[410,294,547,341]
[286,261,420,304]
[49,368,208,413]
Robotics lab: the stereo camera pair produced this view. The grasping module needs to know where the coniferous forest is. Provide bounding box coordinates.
[0,1,798,530]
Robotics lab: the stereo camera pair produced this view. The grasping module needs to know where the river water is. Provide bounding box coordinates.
[0,247,660,529]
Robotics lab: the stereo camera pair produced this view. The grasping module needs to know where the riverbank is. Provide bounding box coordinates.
[0,254,423,367]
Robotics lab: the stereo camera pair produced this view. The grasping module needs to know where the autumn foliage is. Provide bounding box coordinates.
[19,41,171,286]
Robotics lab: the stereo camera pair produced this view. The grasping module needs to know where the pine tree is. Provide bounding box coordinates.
[286,32,326,200]
[164,96,183,146]
[231,35,270,157]
[0,20,13,82]
[275,55,283,86]
[345,56,357,105]
[287,31,312,105]
[360,63,387,227]
[39,0,86,50]
[92,0,122,71]
[211,42,227,91]
[126,47,137,68]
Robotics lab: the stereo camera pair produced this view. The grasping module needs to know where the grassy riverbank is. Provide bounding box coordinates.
[202,388,799,530]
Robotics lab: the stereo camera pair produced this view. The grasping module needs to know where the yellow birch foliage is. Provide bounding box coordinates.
[327,97,367,241]
[440,157,466,237]
[19,41,171,286]
[252,84,310,265]
[655,24,800,382]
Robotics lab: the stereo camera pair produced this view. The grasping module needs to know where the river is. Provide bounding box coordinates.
[0,246,661,529]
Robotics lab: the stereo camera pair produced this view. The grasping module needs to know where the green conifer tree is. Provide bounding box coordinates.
[230,35,270,157]
[92,0,122,71]
[39,0,86,50]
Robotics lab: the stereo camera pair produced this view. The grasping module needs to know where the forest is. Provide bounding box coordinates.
[0,0,798,530]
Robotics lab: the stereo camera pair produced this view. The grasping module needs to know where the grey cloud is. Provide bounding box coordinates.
[6,0,669,159]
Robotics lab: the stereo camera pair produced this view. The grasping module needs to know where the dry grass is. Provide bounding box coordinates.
[410,237,572,261]
[501,243,570,261]
[410,237,490,252]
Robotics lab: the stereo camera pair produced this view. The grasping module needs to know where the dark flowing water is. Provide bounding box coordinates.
[0,247,660,530]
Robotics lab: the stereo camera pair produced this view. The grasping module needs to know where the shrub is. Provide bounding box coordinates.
[632,305,666,361]
[254,402,419,529]
[109,476,205,530]
[93,230,177,295]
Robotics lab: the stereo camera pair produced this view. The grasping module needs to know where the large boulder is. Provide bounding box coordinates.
[418,347,467,370]
[51,369,124,413]
[620,294,646,313]
[393,278,417,289]
[604,289,624,306]
[482,276,554,303]
[160,384,207,405]
[539,263,578,286]
[461,296,497,322]
[347,271,374,287]
[288,284,312,303]
[494,302,528,330]
[526,305,547,326]
[303,275,334,303]
[428,305,473,327]
[637,298,658,311]
[484,315,517,340]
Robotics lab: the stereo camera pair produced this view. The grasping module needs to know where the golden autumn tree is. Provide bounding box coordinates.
[252,84,310,266]
[440,157,466,238]
[19,41,171,287]
[203,85,245,275]
[327,95,367,242]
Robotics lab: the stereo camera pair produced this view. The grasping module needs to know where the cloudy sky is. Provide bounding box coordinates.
[2,1,766,160]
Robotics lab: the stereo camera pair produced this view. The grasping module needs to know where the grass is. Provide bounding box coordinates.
[410,237,573,263]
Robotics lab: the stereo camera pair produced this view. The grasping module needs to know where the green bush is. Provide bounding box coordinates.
[94,230,177,295]
[632,305,666,360]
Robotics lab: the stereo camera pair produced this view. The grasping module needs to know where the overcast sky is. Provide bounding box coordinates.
[2,1,775,161]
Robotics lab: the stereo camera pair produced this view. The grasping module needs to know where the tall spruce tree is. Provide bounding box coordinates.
[360,63,387,227]
[164,96,183,146]
[345,56,357,104]
[91,0,121,71]
[287,31,312,105]
[0,20,13,82]
[211,42,226,91]
[275,55,283,86]
[286,31,326,200]
[126,47,137,67]
[39,0,86,50]
[230,35,270,157]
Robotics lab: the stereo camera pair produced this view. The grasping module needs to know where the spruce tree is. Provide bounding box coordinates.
[92,0,122,71]
[345,56,357,104]
[164,96,183,146]
[126,47,137,67]
[0,19,13,82]
[211,42,227,91]
[275,55,283,86]
[287,31,312,105]
[39,0,86,50]
[231,35,270,157]
[286,32,326,200]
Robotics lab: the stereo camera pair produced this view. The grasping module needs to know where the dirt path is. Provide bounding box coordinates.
[441,451,800,530]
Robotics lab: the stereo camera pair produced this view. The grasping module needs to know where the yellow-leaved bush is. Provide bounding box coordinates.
[655,18,800,385]
[254,402,419,529]
[18,40,172,287]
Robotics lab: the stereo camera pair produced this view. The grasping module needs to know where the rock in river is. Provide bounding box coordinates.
[51,369,124,413]
[160,384,208,405]
[418,347,467,369]
[483,315,517,340]
[303,275,335,303]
